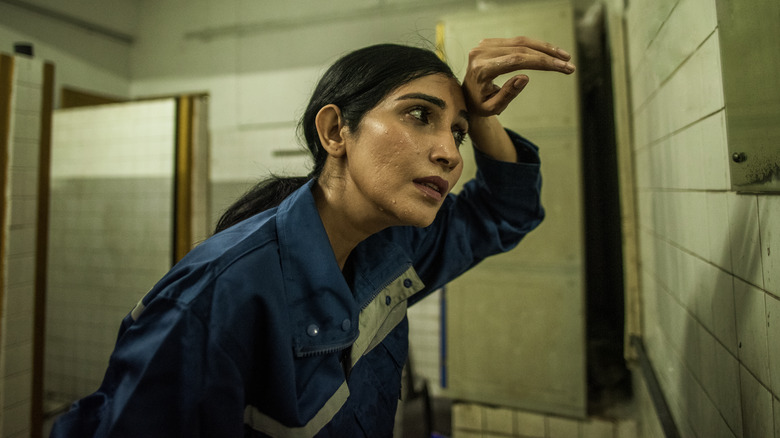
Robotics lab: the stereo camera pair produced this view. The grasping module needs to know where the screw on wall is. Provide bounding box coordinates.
[731,152,747,163]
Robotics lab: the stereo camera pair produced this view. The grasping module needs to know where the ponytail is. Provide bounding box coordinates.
[214,175,310,234]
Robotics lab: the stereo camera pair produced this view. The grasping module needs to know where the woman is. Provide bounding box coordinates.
[51,37,575,437]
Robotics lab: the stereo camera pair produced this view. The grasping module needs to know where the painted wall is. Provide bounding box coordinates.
[0,0,137,105]
[127,0,485,225]
[623,0,780,436]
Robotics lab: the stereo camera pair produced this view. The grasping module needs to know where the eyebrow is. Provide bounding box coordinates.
[396,92,470,125]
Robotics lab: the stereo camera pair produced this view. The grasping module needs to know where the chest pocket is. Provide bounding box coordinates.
[348,266,424,368]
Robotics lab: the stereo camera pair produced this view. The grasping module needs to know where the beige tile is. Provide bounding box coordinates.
[3,311,34,347]
[9,168,38,197]
[12,111,41,142]
[453,403,484,432]
[615,420,637,438]
[582,418,614,438]
[483,407,513,435]
[13,83,42,113]
[1,399,32,437]
[740,365,773,438]
[734,278,771,386]
[766,294,780,397]
[727,193,765,288]
[758,196,780,296]
[515,410,545,438]
[452,430,482,438]
[548,416,581,438]
[10,138,40,169]
[3,370,33,406]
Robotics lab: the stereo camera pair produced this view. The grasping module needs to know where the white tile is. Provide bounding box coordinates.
[3,311,34,346]
[582,418,615,438]
[707,192,732,271]
[711,271,738,355]
[727,193,765,288]
[2,342,33,377]
[740,365,774,438]
[1,399,31,437]
[9,168,38,197]
[12,56,43,85]
[766,294,780,397]
[615,420,638,438]
[452,403,483,431]
[698,324,717,391]
[515,410,545,437]
[6,255,34,287]
[3,370,32,406]
[483,407,513,434]
[700,112,730,191]
[734,278,771,386]
[12,111,41,142]
[758,196,780,296]
[7,226,36,257]
[13,83,42,113]
[10,138,40,169]
[548,416,581,438]
[682,192,709,260]
[713,336,743,434]
[774,396,780,438]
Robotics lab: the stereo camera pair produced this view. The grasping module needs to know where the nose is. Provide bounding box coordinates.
[429,133,461,170]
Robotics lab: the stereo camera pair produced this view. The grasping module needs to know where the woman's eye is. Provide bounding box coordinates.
[453,129,467,147]
[409,107,430,124]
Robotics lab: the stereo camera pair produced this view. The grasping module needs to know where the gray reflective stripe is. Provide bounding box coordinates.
[244,380,350,438]
[244,267,423,436]
[350,267,424,366]
[130,297,145,321]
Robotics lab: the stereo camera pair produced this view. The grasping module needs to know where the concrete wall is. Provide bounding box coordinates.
[624,0,780,436]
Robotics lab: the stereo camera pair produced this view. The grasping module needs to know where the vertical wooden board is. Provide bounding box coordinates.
[441,1,586,419]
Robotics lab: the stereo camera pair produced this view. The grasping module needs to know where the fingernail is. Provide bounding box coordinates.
[557,48,571,59]
[554,59,567,69]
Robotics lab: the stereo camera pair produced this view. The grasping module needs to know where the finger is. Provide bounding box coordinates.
[477,36,572,60]
[483,75,529,115]
[478,51,575,79]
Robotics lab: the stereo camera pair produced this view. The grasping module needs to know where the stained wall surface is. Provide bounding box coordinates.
[625,0,780,435]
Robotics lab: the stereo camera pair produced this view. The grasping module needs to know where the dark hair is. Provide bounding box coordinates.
[214,43,456,234]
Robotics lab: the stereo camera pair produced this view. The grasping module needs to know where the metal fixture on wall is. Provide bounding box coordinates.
[717,0,780,192]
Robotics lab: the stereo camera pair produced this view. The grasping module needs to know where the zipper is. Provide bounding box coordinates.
[295,331,359,358]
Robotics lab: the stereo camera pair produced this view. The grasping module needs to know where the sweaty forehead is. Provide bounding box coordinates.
[392,74,467,114]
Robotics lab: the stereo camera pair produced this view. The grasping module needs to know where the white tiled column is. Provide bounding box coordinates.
[1,53,46,438]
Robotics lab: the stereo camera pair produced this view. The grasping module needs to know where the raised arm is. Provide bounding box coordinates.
[462,36,576,163]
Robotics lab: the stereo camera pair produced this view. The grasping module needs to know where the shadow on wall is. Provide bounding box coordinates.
[666,194,767,437]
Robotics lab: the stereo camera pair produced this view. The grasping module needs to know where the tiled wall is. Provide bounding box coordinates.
[626,0,779,436]
[0,54,44,438]
[451,403,637,438]
[45,100,176,405]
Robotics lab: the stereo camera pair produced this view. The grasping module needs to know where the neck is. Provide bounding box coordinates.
[313,177,384,271]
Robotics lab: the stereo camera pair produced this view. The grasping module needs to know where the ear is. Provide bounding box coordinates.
[315,104,347,158]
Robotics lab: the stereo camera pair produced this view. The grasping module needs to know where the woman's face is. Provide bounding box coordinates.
[341,73,468,229]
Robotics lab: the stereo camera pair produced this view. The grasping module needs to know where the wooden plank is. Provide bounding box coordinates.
[31,60,54,438]
[0,54,15,388]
